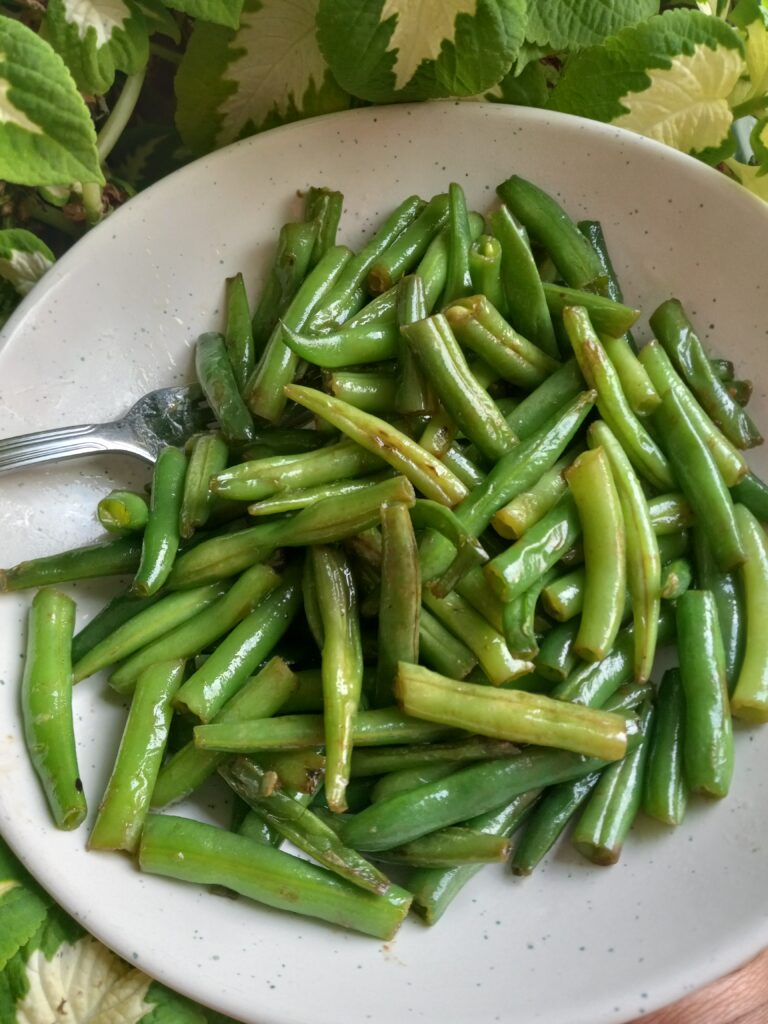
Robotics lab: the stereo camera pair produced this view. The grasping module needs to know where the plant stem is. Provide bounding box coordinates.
[731,96,768,121]
[81,181,103,225]
[150,42,182,66]
[18,197,83,239]
[97,67,148,163]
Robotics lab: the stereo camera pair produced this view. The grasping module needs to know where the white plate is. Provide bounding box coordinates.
[1,103,767,1024]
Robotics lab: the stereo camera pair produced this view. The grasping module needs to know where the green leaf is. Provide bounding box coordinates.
[175,0,351,155]
[525,0,661,51]
[0,845,52,975]
[316,0,526,102]
[42,0,149,95]
[750,112,768,160]
[111,118,190,189]
[0,276,19,330]
[0,229,55,296]
[135,0,181,42]
[488,58,551,106]
[162,0,243,30]
[726,156,768,195]
[730,2,768,106]
[0,17,103,186]
[548,10,745,156]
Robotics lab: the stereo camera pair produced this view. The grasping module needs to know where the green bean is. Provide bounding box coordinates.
[393,274,434,415]
[422,588,532,686]
[505,359,584,440]
[1,535,143,592]
[312,196,425,329]
[221,757,390,894]
[502,567,559,659]
[247,473,391,517]
[370,763,458,803]
[71,590,163,665]
[327,371,398,415]
[602,335,659,415]
[492,451,576,540]
[511,772,601,875]
[246,245,352,422]
[544,285,640,339]
[395,663,627,760]
[675,590,733,798]
[572,700,653,865]
[731,471,768,522]
[727,379,753,406]
[496,175,604,289]
[484,494,582,604]
[639,340,747,486]
[212,440,381,502]
[487,204,558,358]
[110,563,278,693]
[279,668,326,714]
[21,589,85,831]
[194,707,456,752]
[284,385,468,506]
[376,827,511,867]
[340,743,624,853]
[418,605,478,679]
[252,748,326,794]
[442,182,473,303]
[588,422,659,681]
[89,660,184,852]
[648,493,695,534]
[411,500,488,598]
[408,791,539,924]
[453,566,505,631]
[303,186,343,268]
[468,234,505,315]
[174,567,302,722]
[444,295,560,388]
[132,446,187,597]
[540,568,587,622]
[224,273,255,393]
[251,221,317,351]
[534,619,579,682]
[562,306,673,491]
[643,669,687,826]
[150,658,298,809]
[73,581,227,682]
[351,736,517,779]
[577,219,637,351]
[692,526,745,693]
[97,490,149,534]
[139,814,412,940]
[551,608,675,707]
[195,333,255,444]
[731,505,768,722]
[368,194,449,294]
[660,559,693,600]
[709,358,735,381]
[310,546,363,812]
[375,503,420,708]
[652,387,745,571]
[401,314,517,462]
[650,298,762,449]
[240,428,328,459]
[179,433,229,538]
[281,320,400,368]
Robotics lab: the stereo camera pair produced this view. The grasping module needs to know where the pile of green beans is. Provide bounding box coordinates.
[4,176,768,941]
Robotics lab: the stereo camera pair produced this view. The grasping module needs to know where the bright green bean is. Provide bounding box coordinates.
[133,445,187,597]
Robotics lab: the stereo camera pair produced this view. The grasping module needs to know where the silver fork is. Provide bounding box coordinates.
[0,384,212,473]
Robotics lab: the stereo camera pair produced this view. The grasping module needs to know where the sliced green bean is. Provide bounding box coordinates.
[224,273,255,393]
[534,619,579,683]
[395,663,627,760]
[648,493,695,535]
[247,473,391,517]
[174,567,302,722]
[375,502,420,708]
[89,660,184,851]
[376,827,511,867]
[731,505,768,722]
[692,525,745,693]
[327,371,398,415]
[731,471,768,522]
[394,274,434,415]
[179,433,229,538]
[195,333,255,444]
[21,588,85,831]
[351,736,518,779]
[97,490,149,534]
[442,182,473,303]
[468,234,505,315]
[505,360,584,440]
[511,771,601,875]
[502,567,559,659]
[650,298,762,449]
[370,764,458,803]
[418,605,478,679]
[643,669,687,826]
[602,335,659,415]
[251,221,317,351]
[132,445,187,597]
[284,385,467,506]
[281,320,399,368]
[71,590,163,665]
[544,285,639,339]
[676,590,733,798]
[660,558,693,600]
[492,451,576,540]
[2,535,144,593]
[368,194,449,294]
[139,814,412,940]
[303,186,343,268]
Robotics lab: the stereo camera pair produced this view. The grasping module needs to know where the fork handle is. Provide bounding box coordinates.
[0,422,151,473]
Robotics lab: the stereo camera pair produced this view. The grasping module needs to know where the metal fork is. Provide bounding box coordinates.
[0,384,212,473]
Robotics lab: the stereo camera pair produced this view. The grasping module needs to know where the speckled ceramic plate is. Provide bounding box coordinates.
[1,103,767,1024]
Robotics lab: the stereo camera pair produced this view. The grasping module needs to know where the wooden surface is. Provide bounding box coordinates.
[630,949,768,1023]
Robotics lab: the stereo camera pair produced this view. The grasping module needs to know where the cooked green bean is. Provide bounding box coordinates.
[281,320,400,368]
[502,567,559,659]
[660,558,693,600]
[251,221,317,350]
[2,535,144,592]
[643,669,687,826]
[139,814,412,940]
[730,505,768,722]
[21,588,85,830]
[650,298,762,449]
[496,175,604,288]
[150,657,298,809]
[442,182,473,303]
[693,526,745,692]
[327,370,398,415]
[371,763,458,803]
[727,378,753,406]
[174,567,302,722]
[648,493,695,534]
[492,451,574,539]
[247,473,391,517]
[505,360,585,439]
[195,333,255,445]
[418,605,478,679]
[284,385,468,506]
[731,471,768,522]
[303,186,343,268]
[351,736,517,779]
[602,335,659,415]
[179,432,228,538]
[488,203,558,358]
[468,234,505,314]
[194,707,455,752]
[71,589,163,665]
[544,285,640,339]
[375,827,511,867]
[676,590,733,798]
[89,660,184,852]
[224,273,255,393]
[375,503,420,708]
[511,771,601,875]
[133,445,187,597]
[534,619,579,682]
[368,194,449,294]
[97,490,149,534]
[110,563,277,693]
[395,663,627,760]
